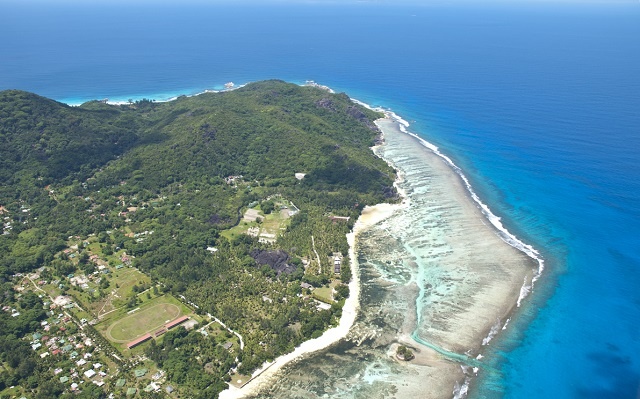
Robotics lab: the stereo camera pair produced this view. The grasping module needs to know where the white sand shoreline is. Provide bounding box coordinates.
[217,111,542,399]
[58,80,543,397]
[220,111,535,399]
[219,144,404,399]
[65,84,247,107]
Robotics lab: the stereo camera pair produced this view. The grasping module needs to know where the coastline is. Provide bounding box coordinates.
[220,111,543,399]
[60,80,544,397]
[383,116,537,335]
[219,198,402,399]
[64,83,247,107]
[371,116,540,396]
[217,91,405,399]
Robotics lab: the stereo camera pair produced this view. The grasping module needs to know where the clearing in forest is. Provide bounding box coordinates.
[97,294,195,348]
[106,303,181,342]
[221,198,296,243]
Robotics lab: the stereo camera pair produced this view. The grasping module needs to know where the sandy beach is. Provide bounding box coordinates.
[219,202,401,399]
[220,116,539,399]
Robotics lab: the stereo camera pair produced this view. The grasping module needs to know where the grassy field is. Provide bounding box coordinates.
[96,294,197,350]
[220,199,292,241]
[67,266,152,318]
[50,233,153,319]
[312,286,334,303]
[98,268,151,315]
[106,302,181,342]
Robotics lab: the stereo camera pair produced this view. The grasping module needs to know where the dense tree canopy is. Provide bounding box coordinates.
[0,80,398,397]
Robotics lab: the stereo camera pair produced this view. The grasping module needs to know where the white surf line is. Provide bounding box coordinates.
[351,95,545,305]
[390,114,544,306]
[64,83,248,107]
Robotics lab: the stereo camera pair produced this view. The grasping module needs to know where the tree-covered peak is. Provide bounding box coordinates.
[0,81,397,398]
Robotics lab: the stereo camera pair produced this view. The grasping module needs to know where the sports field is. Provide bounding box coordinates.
[94,293,200,354]
[106,303,181,342]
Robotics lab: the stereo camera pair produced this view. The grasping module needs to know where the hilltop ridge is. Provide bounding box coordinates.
[0,81,397,398]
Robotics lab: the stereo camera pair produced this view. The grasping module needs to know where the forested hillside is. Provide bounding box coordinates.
[0,80,397,398]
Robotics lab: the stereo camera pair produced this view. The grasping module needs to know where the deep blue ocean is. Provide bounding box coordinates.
[2,1,639,398]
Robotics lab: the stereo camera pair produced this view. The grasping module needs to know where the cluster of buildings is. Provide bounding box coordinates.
[1,205,11,235]
[225,175,243,185]
[28,312,112,391]
[119,369,173,396]
[22,294,177,396]
[0,203,33,234]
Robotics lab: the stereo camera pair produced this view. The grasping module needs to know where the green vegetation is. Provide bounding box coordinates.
[0,292,49,395]
[145,327,233,398]
[0,289,113,399]
[0,80,398,397]
[94,292,197,352]
[396,345,415,361]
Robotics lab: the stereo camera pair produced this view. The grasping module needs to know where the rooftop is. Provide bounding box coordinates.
[134,368,148,377]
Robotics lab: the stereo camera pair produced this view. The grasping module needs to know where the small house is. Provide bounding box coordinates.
[134,368,148,378]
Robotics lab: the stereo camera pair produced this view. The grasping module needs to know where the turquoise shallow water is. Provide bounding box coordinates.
[2,2,639,397]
